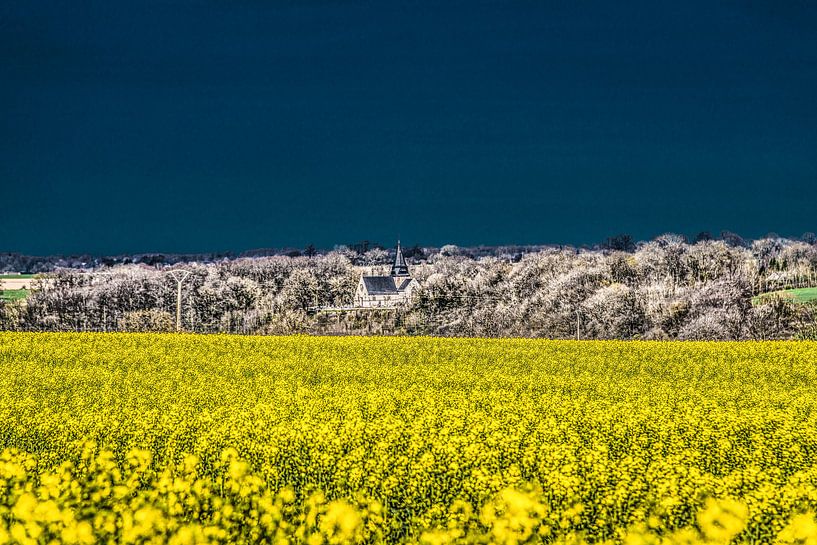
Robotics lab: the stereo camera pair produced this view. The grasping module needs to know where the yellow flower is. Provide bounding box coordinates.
[12,494,38,522]
[697,498,748,543]
[319,500,362,544]
[776,512,817,545]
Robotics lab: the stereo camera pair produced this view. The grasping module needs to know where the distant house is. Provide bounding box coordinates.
[355,242,418,308]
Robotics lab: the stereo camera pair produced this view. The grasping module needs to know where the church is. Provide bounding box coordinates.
[354,242,418,308]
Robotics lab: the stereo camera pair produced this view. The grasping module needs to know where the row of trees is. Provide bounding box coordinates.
[2,235,817,339]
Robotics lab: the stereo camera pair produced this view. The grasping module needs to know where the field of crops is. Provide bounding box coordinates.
[1,333,816,544]
[753,287,817,305]
[0,275,34,302]
[0,289,28,302]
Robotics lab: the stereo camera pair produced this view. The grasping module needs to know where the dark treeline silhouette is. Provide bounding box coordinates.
[2,233,817,339]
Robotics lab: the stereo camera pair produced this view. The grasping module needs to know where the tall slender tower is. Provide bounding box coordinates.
[390,240,410,277]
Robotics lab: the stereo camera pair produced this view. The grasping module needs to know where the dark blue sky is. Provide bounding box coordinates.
[2,1,816,254]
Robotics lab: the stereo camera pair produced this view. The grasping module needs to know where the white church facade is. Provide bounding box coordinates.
[354,242,418,308]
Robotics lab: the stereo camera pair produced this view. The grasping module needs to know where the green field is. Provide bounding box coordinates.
[0,273,35,302]
[0,333,816,543]
[0,288,28,301]
[753,286,817,305]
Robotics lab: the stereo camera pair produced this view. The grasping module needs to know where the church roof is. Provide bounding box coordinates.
[395,277,414,291]
[360,275,415,295]
[391,241,410,276]
[362,276,401,295]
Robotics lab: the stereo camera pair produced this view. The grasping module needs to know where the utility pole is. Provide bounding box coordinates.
[88,271,115,332]
[166,269,192,332]
[576,309,581,341]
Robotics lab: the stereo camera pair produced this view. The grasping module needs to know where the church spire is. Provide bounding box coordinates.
[390,240,410,277]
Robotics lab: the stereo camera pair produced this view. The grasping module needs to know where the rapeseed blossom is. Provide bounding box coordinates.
[0,333,815,543]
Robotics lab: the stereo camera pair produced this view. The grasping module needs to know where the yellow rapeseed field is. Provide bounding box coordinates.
[0,333,816,544]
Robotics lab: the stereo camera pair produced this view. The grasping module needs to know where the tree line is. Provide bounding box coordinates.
[2,234,817,339]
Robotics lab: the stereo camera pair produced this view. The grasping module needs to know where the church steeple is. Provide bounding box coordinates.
[390,240,410,277]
